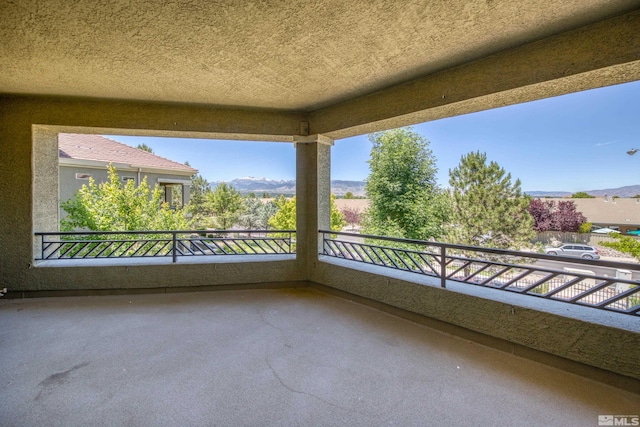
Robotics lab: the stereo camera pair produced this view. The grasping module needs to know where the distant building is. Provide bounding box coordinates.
[542,198,640,234]
[59,134,197,217]
[337,197,640,236]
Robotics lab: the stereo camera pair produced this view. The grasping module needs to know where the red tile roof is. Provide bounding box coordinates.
[58,134,197,174]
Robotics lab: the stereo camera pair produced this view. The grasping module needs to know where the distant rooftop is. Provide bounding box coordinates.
[542,197,640,225]
[59,134,197,174]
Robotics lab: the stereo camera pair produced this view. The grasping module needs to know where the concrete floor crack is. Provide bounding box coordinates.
[264,356,351,412]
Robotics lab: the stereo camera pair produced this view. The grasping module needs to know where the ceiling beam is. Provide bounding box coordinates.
[1,95,306,142]
[310,10,640,139]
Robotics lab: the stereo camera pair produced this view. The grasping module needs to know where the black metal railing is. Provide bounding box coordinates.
[320,230,640,316]
[35,230,295,262]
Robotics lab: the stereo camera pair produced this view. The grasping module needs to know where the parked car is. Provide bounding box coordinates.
[544,244,600,260]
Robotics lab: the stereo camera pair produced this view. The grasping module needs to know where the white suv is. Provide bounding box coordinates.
[544,244,600,260]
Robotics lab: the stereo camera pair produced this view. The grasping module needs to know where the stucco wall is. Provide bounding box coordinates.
[58,165,193,220]
[0,96,306,293]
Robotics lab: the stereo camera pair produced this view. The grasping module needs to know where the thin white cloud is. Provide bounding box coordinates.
[595,140,617,147]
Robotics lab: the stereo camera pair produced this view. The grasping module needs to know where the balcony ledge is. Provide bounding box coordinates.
[318,256,640,333]
[33,253,296,268]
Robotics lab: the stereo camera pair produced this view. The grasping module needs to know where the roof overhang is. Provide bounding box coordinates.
[59,158,196,177]
[1,2,638,139]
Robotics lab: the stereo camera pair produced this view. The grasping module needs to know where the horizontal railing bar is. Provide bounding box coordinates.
[43,238,172,244]
[36,229,296,236]
[35,230,296,261]
[320,229,640,271]
[320,231,640,316]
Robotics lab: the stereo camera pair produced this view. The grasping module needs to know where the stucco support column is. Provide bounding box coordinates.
[295,135,333,277]
[32,126,60,259]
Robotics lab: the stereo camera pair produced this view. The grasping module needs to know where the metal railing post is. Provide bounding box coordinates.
[440,246,446,288]
[172,231,177,263]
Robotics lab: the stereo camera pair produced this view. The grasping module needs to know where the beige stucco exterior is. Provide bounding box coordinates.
[59,162,194,218]
[1,2,639,385]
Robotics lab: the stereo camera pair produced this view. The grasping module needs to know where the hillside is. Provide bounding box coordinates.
[213,178,638,198]
[525,190,572,198]
[579,185,640,198]
[526,185,640,198]
[212,177,366,196]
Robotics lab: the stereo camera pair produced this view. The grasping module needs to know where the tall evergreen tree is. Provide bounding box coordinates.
[258,200,278,229]
[136,143,154,153]
[189,174,213,221]
[363,128,450,240]
[238,194,264,230]
[448,151,534,249]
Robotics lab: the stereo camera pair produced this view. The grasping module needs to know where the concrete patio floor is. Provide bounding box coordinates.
[1,287,638,427]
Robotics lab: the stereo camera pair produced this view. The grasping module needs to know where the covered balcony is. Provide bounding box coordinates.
[2,286,639,426]
[1,1,639,424]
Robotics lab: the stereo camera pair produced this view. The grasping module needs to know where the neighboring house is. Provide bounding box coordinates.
[59,134,197,217]
[336,197,640,236]
[540,198,640,235]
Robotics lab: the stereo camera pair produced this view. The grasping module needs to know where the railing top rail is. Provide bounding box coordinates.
[36,229,296,236]
[320,229,640,271]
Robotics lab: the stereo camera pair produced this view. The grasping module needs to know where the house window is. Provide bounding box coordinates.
[160,183,184,209]
[122,177,136,184]
[75,173,92,180]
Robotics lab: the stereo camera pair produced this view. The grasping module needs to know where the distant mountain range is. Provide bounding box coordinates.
[213,178,640,198]
[525,185,640,198]
[211,177,366,196]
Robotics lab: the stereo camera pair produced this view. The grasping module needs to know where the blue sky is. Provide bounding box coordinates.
[106,80,640,192]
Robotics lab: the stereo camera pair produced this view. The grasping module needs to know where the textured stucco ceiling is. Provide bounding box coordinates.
[1,0,638,111]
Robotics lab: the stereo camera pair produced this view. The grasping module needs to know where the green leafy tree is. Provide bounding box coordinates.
[61,164,191,231]
[207,182,244,229]
[330,195,347,230]
[343,191,355,199]
[268,195,346,231]
[363,128,450,240]
[447,151,534,249]
[269,196,297,230]
[578,222,592,234]
[136,143,154,153]
[571,191,595,198]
